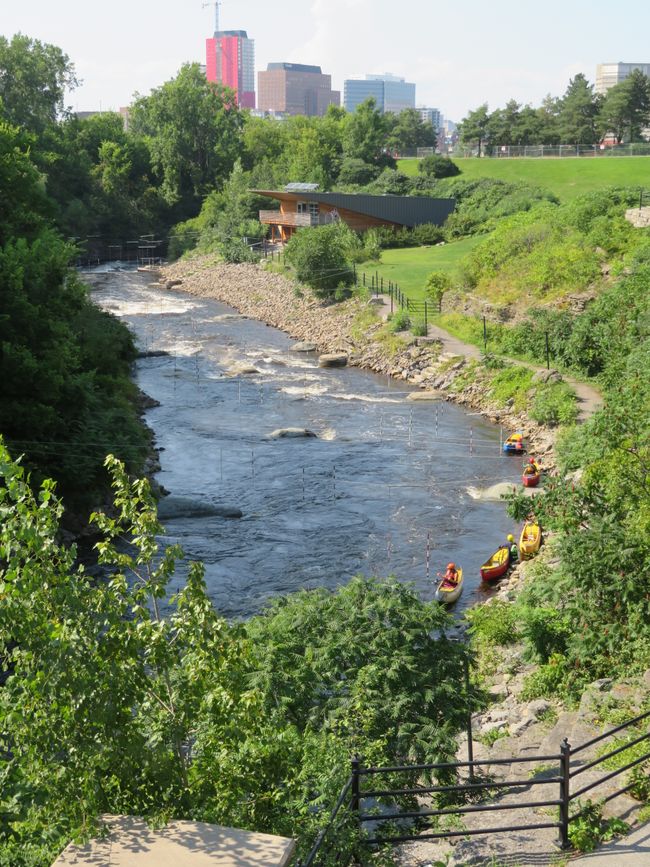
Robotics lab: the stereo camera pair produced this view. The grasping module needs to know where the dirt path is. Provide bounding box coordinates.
[377,296,603,423]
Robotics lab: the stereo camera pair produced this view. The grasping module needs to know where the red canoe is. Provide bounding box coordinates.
[522,468,541,487]
[480,546,511,581]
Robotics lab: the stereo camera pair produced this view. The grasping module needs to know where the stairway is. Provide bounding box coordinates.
[395,677,649,866]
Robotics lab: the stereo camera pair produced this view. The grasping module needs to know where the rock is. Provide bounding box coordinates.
[367,297,385,307]
[532,368,562,384]
[138,393,161,409]
[165,279,183,289]
[509,716,536,737]
[480,720,507,736]
[290,341,318,352]
[137,350,170,359]
[407,390,443,401]
[157,497,242,520]
[214,313,246,321]
[225,362,260,376]
[589,678,613,692]
[318,352,348,368]
[526,699,552,718]
[268,427,317,439]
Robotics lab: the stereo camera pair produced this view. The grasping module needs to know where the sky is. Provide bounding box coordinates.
[3,0,650,122]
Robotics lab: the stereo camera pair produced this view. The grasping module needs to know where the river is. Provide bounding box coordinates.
[89,267,522,619]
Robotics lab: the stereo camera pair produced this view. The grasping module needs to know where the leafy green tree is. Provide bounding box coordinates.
[130,63,243,209]
[0,33,78,134]
[536,94,562,144]
[336,157,381,187]
[458,103,490,155]
[386,107,437,152]
[284,222,355,297]
[558,74,600,145]
[599,69,650,143]
[343,97,391,165]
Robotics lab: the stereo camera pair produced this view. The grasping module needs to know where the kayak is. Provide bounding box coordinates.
[480,546,511,582]
[522,467,541,487]
[519,521,542,559]
[503,432,525,454]
[435,568,464,604]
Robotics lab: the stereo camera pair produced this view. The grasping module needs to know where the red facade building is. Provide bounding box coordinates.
[206,30,255,109]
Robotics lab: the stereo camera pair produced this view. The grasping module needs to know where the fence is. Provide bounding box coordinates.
[298,708,650,865]
[452,142,650,159]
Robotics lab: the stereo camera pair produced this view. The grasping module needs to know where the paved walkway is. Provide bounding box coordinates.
[570,822,650,865]
[375,295,603,422]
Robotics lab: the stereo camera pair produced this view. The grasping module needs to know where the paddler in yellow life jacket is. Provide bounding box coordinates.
[507,534,518,562]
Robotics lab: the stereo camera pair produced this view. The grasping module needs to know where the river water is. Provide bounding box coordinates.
[89,268,522,619]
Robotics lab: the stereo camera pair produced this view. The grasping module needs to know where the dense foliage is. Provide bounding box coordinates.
[0,121,147,506]
[0,447,476,865]
[284,222,356,297]
[458,71,650,151]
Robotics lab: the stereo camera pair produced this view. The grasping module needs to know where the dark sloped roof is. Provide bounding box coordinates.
[252,190,456,228]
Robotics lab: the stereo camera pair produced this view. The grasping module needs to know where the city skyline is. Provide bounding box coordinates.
[3,0,650,121]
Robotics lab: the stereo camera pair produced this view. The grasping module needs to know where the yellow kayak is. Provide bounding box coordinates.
[435,567,464,604]
[519,521,542,559]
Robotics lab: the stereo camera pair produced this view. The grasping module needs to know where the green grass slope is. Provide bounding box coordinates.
[362,236,481,300]
[398,156,650,200]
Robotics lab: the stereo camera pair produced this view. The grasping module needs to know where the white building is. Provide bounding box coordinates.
[596,62,650,94]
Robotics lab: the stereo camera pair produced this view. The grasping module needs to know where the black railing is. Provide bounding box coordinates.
[298,709,650,865]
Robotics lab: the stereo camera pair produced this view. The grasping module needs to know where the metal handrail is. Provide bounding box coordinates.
[302,710,650,863]
[571,729,650,777]
[571,709,650,755]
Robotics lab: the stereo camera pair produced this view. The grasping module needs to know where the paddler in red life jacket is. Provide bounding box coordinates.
[443,562,459,586]
[524,456,541,474]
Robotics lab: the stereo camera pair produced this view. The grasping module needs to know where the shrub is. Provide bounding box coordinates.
[337,158,381,187]
[411,223,445,246]
[418,155,461,178]
[410,318,428,337]
[530,381,578,427]
[520,654,569,700]
[220,237,261,264]
[520,606,570,662]
[489,365,534,411]
[466,599,520,646]
[389,309,411,332]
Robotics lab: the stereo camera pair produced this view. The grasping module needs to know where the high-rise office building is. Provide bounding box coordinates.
[344,73,415,114]
[418,107,443,132]
[206,30,255,108]
[596,62,650,94]
[257,63,340,116]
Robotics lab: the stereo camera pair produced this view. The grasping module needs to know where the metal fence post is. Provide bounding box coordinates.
[424,300,428,329]
[559,738,571,849]
[350,755,361,827]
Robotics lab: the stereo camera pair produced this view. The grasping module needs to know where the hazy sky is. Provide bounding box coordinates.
[3,0,650,121]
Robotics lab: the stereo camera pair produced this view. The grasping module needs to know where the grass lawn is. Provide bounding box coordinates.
[397,156,650,200]
[362,236,481,301]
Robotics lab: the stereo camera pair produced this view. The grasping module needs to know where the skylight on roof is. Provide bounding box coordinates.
[285,182,320,192]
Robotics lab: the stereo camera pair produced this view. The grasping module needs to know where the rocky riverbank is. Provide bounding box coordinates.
[159,256,558,465]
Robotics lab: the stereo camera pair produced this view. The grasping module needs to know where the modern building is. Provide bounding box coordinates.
[255,183,455,243]
[596,62,650,94]
[344,73,416,114]
[206,30,255,108]
[418,108,443,132]
[257,63,340,117]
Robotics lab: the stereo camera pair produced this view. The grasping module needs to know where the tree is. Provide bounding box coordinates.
[458,103,490,155]
[558,74,600,145]
[386,108,437,152]
[599,70,650,143]
[536,94,562,144]
[130,64,243,209]
[284,222,355,297]
[337,157,381,187]
[0,33,78,134]
[342,97,390,165]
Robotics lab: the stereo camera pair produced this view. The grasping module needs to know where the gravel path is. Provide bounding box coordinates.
[377,295,603,423]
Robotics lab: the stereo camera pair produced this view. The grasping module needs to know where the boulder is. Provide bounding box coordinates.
[290,341,318,352]
[407,390,443,401]
[165,279,183,289]
[137,350,170,359]
[225,362,260,376]
[157,497,242,520]
[532,368,562,384]
[268,427,317,439]
[318,352,348,368]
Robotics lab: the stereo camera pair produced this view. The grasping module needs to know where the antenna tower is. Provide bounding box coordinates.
[202,1,222,35]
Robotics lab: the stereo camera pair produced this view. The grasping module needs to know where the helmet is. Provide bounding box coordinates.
[447,562,456,570]
[529,457,535,464]
[507,534,514,542]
